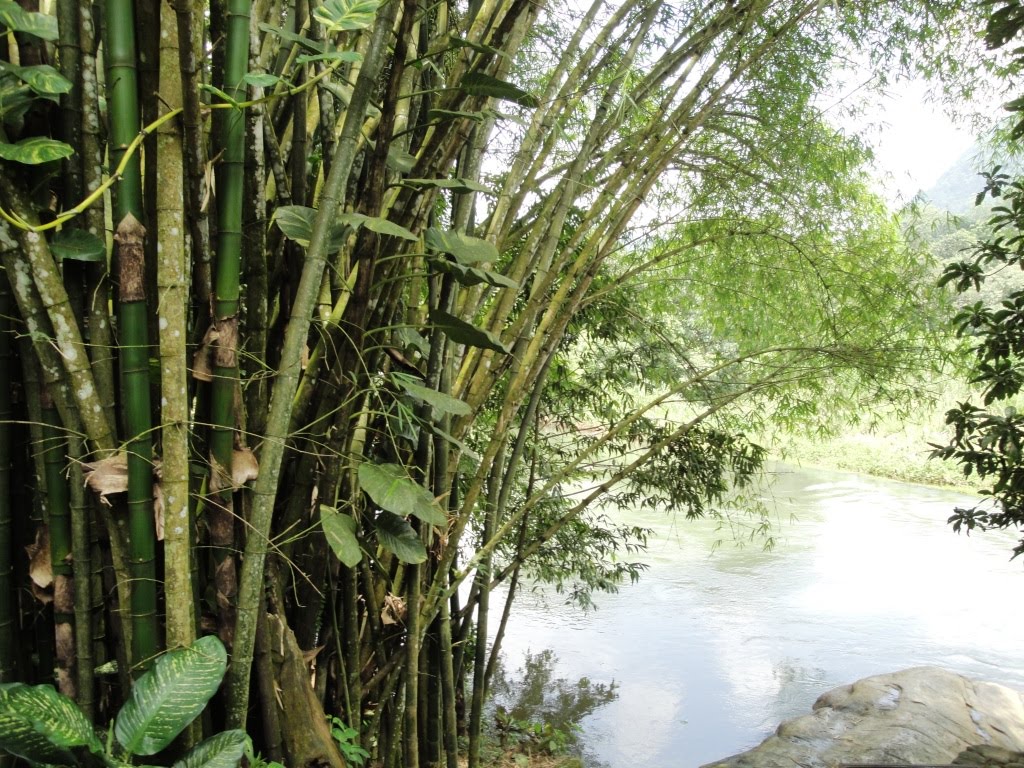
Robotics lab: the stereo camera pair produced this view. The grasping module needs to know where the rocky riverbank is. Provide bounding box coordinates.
[702,667,1024,768]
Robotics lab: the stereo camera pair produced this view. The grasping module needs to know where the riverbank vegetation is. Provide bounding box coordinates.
[0,1,1010,768]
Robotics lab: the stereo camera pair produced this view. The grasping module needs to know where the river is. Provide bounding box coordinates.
[490,463,1024,767]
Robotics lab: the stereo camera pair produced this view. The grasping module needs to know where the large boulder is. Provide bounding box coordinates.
[702,667,1024,768]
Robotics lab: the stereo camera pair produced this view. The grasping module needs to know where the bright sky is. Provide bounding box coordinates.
[866,79,979,204]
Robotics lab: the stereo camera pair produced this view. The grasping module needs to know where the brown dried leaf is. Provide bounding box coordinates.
[381,593,406,626]
[208,454,231,495]
[82,453,129,502]
[232,447,259,486]
[26,526,52,590]
[192,323,220,382]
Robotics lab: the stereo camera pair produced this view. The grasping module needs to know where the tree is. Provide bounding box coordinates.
[0,1,987,767]
[932,2,1024,561]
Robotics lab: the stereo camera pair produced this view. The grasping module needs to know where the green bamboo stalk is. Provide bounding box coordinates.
[106,0,159,672]
[78,0,118,435]
[105,0,143,221]
[116,215,159,671]
[207,0,252,648]
[157,0,196,656]
[41,388,76,700]
[0,277,14,684]
[67,438,94,719]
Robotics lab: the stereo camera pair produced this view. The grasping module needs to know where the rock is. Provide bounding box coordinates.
[702,667,1024,768]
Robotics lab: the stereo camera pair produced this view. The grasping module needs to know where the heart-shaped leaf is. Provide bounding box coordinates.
[320,505,362,567]
[358,462,446,525]
[51,229,105,262]
[425,228,498,264]
[428,308,510,353]
[374,511,427,564]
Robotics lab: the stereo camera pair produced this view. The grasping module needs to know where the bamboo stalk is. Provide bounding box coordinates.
[0,277,14,684]
[115,215,159,671]
[157,0,197,656]
[207,0,252,649]
[67,438,94,719]
[41,388,76,700]
[224,0,400,726]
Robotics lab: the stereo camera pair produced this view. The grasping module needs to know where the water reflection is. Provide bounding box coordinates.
[492,463,1024,767]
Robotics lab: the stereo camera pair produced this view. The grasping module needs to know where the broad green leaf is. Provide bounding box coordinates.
[241,72,281,88]
[0,683,102,764]
[273,205,317,246]
[17,64,71,96]
[359,462,446,525]
[0,0,57,40]
[425,108,486,124]
[320,505,362,567]
[431,258,519,289]
[391,372,473,416]
[115,635,227,756]
[402,177,489,194]
[425,228,498,264]
[337,212,417,241]
[0,137,73,164]
[257,23,325,54]
[50,229,106,263]
[171,730,248,768]
[428,308,510,353]
[374,511,427,564]
[0,62,71,97]
[272,205,348,252]
[313,0,382,32]
[387,147,416,173]
[0,82,36,122]
[459,72,538,107]
[296,50,363,64]
[394,326,429,356]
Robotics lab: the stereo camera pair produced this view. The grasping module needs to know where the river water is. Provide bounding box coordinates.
[491,463,1024,767]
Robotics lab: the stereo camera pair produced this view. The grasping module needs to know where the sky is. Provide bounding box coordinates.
[868,80,979,203]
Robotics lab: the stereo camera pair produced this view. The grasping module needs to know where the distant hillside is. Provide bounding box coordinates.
[921,143,1020,215]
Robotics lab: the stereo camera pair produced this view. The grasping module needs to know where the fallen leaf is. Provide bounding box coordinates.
[232,447,259,486]
[381,593,406,626]
[82,453,128,502]
[26,526,52,591]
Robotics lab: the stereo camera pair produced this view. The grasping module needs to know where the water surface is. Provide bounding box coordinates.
[492,463,1024,767]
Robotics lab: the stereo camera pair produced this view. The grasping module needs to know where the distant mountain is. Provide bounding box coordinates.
[921,143,1021,215]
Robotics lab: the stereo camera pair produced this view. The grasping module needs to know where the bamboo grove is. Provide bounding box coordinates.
[0,0,987,766]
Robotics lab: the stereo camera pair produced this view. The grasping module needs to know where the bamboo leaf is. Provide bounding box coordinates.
[50,229,106,262]
[313,0,383,32]
[431,258,518,289]
[171,729,248,768]
[374,511,427,564]
[428,308,510,353]
[114,636,227,756]
[444,35,509,59]
[458,71,538,107]
[256,23,325,53]
[0,137,73,164]
[320,505,362,567]
[425,108,485,124]
[0,0,57,40]
[359,462,446,525]
[402,177,489,194]
[296,50,362,64]
[391,372,473,416]
[337,212,417,241]
[425,227,498,264]
[0,683,102,764]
